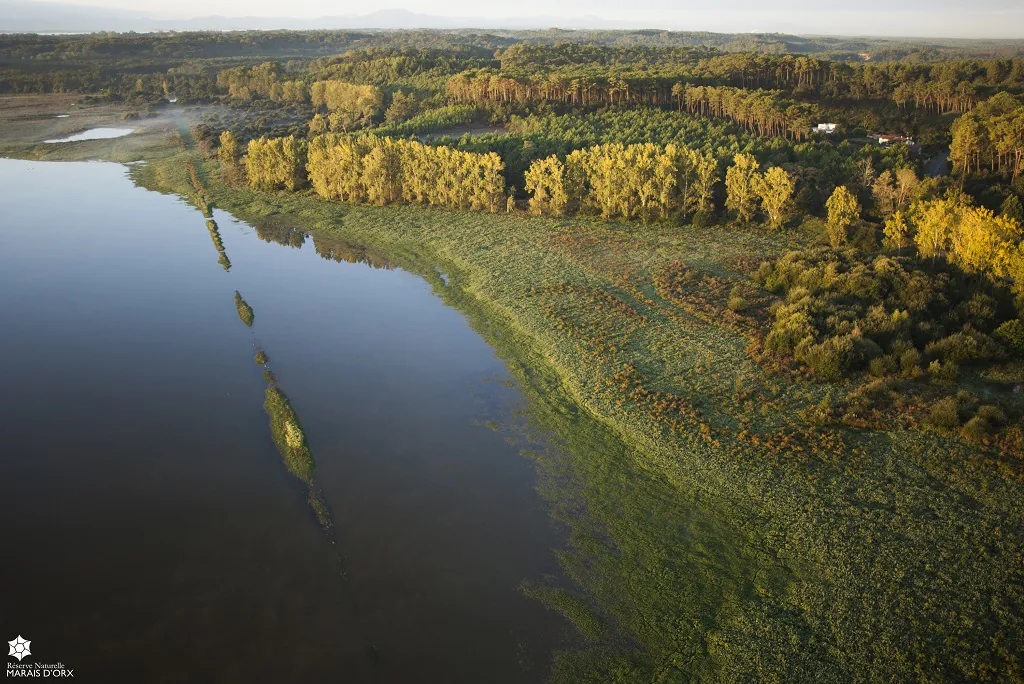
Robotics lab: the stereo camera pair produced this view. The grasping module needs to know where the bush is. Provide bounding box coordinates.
[869,354,899,378]
[766,311,815,354]
[797,333,882,381]
[899,348,922,377]
[928,359,959,388]
[924,327,1004,364]
[994,319,1024,354]
[960,416,993,441]
[925,396,960,431]
[975,404,1007,426]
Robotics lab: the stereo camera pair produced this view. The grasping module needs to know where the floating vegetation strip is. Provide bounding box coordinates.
[263,386,315,483]
[234,290,254,327]
[263,382,332,529]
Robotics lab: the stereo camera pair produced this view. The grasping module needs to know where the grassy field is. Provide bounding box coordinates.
[5,94,1022,682]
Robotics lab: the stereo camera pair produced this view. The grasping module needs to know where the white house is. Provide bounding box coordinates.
[813,123,838,134]
[871,133,914,146]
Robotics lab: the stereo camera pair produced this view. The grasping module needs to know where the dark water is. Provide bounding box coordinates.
[0,160,568,682]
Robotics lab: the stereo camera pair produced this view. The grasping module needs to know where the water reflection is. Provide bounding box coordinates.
[313,233,393,270]
[206,219,232,271]
[254,219,306,249]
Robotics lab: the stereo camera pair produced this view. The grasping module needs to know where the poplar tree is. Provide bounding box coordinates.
[754,166,794,229]
[726,153,760,224]
[218,130,240,168]
[825,186,860,248]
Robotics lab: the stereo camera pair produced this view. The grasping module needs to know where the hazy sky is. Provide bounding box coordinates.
[28,0,1024,37]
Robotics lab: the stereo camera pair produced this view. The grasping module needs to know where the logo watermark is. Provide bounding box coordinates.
[7,636,74,678]
[7,638,29,663]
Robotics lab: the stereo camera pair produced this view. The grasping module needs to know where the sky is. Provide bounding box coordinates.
[23,0,1024,37]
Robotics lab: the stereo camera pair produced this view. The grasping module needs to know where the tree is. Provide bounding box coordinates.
[218,130,240,168]
[825,186,859,248]
[872,170,899,217]
[725,153,760,224]
[525,156,571,216]
[754,166,794,229]
[308,113,327,136]
[911,198,959,260]
[883,210,912,249]
[1002,194,1023,222]
[310,80,384,132]
[245,135,306,192]
[385,90,419,124]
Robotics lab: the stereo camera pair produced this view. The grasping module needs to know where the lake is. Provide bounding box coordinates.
[43,127,135,142]
[0,159,570,682]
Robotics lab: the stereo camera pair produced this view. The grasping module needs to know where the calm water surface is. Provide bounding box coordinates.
[43,127,134,142]
[0,159,569,682]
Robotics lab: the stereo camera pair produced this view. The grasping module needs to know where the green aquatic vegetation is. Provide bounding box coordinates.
[234,290,254,327]
[519,583,604,642]
[263,386,315,484]
[254,350,268,365]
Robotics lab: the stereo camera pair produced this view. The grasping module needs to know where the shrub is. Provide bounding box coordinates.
[899,348,922,377]
[797,333,882,381]
[869,354,899,378]
[925,327,1004,364]
[928,359,959,388]
[925,396,960,431]
[766,311,816,354]
[803,392,836,425]
[960,416,993,441]
[994,319,1024,354]
[976,404,1007,426]
[728,295,747,312]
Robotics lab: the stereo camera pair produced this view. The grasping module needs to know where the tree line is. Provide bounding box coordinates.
[883,195,1024,295]
[307,134,505,211]
[235,132,507,211]
[950,93,1024,180]
[676,85,815,140]
[523,142,723,223]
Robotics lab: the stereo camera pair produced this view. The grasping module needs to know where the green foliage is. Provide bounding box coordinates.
[217,130,239,166]
[756,247,1022,384]
[263,386,314,483]
[524,142,717,222]
[796,332,882,381]
[725,152,760,223]
[925,396,961,430]
[994,319,1024,354]
[234,290,254,327]
[950,93,1024,178]
[370,104,477,137]
[753,165,794,229]
[825,186,859,248]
